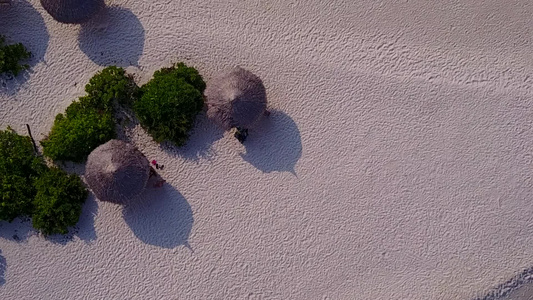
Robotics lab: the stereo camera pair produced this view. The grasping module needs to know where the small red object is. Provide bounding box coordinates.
[151,160,157,165]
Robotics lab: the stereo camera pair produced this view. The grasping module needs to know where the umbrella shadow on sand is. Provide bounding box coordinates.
[123,183,193,249]
[240,110,302,175]
[0,0,50,93]
[474,266,533,300]
[0,250,5,286]
[78,6,144,67]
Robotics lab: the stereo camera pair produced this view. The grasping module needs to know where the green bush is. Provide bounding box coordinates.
[41,102,116,162]
[1,128,88,236]
[0,128,46,221]
[81,66,138,111]
[0,36,31,76]
[155,62,206,92]
[32,167,88,235]
[134,63,205,146]
[41,67,138,162]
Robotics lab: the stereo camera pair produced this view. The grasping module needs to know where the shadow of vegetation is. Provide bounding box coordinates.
[0,194,97,245]
[0,249,5,286]
[55,160,86,176]
[45,194,98,245]
[0,0,50,93]
[78,6,144,67]
[240,110,302,174]
[114,107,139,143]
[0,216,34,242]
[123,183,193,249]
[160,112,225,161]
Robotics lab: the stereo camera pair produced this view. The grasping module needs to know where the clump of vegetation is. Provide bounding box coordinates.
[41,66,138,162]
[0,128,46,221]
[133,63,205,146]
[41,102,116,162]
[0,128,88,236]
[81,66,138,111]
[0,35,31,76]
[32,167,88,235]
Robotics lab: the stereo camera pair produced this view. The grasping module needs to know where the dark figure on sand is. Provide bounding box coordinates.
[149,162,166,188]
[234,127,249,143]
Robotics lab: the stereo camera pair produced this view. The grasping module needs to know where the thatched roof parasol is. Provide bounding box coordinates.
[85,140,150,204]
[205,67,267,130]
[40,0,105,24]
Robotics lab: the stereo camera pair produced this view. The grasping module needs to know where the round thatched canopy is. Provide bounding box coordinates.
[85,140,150,204]
[40,0,105,24]
[205,67,267,130]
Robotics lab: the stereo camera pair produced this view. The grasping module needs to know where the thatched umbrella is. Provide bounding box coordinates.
[40,0,105,24]
[205,67,267,136]
[85,140,150,204]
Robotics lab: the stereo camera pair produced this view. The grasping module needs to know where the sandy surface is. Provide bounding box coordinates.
[1,0,533,299]
[504,284,533,300]
[504,283,533,300]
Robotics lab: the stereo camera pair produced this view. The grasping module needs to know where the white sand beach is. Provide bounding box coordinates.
[0,0,532,299]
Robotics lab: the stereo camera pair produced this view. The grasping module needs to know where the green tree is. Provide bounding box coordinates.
[0,128,46,221]
[81,66,139,111]
[134,63,205,146]
[41,102,116,162]
[0,36,31,76]
[32,167,88,235]
[41,66,139,162]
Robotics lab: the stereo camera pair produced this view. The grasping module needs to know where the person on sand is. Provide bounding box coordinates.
[149,165,165,187]
[149,167,157,178]
[151,159,165,170]
[235,127,249,143]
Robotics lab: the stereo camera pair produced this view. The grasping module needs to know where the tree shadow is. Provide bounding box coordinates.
[114,106,138,142]
[0,0,50,93]
[41,163,97,245]
[55,160,86,176]
[45,194,98,245]
[123,183,193,249]
[78,6,145,67]
[240,110,302,175]
[160,112,225,161]
[0,216,35,242]
[0,194,98,245]
[0,249,5,286]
